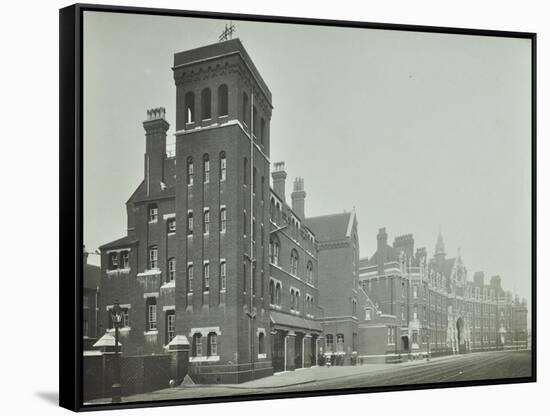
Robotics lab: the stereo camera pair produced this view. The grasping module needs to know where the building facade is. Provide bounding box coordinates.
[357,228,529,363]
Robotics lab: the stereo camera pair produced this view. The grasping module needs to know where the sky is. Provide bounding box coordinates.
[83,12,532,305]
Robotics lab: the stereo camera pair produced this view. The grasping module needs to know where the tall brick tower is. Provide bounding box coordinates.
[172,39,273,383]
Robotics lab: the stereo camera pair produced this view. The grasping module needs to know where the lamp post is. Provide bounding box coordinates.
[111,301,122,403]
[426,328,430,362]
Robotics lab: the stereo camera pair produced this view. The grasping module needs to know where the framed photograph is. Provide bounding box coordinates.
[59,3,536,411]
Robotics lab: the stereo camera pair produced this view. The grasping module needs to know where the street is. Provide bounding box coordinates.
[86,350,532,404]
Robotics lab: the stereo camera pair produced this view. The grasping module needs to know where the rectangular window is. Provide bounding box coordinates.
[336,334,345,352]
[203,209,210,234]
[413,285,418,299]
[168,258,176,282]
[149,204,158,222]
[149,246,158,269]
[166,311,176,343]
[167,218,176,233]
[146,298,157,331]
[121,251,129,269]
[109,252,118,270]
[220,208,227,233]
[187,212,193,235]
[122,308,129,328]
[220,261,226,291]
[187,264,194,293]
[203,262,210,291]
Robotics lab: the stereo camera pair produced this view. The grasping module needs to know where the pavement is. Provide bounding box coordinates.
[85,350,532,405]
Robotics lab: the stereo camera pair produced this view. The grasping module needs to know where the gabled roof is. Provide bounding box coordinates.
[306,212,353,242]
[99,235,138,251]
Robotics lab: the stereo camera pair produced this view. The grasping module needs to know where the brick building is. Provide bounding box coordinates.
[83,250,100,349]
[97,39,333,383]
[357,228,529,363]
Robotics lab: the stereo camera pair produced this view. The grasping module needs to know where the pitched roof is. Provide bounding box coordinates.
[99,235,138,250]
[306,212,352,242]
[365,243,399,266]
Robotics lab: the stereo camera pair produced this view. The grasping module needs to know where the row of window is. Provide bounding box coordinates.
[108,302,176,343]
[269,280,314,314]
[108,250,130,270]
[325,334,345,353]
[184,87,268,146]
[270,198,315,253]
[186,152,226,186]
[269,238,314,284]
[190,331,266,357]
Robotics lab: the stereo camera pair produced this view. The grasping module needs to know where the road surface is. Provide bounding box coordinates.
[86,350,532,404]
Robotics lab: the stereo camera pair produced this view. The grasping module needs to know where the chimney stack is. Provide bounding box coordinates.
[291,177,306,220]
[143,107,169,196]
[377,227,388,250]
[272,162,287,201]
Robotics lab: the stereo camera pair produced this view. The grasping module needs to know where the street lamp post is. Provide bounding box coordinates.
[426,329,430,362]
[111,302,122,403]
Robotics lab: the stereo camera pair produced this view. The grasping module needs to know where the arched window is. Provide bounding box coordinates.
[270,236,280,266]
[187,157,194,186]
[260,118,266,146]
[242,92,249,126]
[185,91,195,124]
[269,280,275,304]
[207,332,217,356]
[275,282,281,305]
[258,332,265,354]
[290,249,299,275]
[326,334,334,352]
[218,84,228,117]
[219,151,226,181]
[201,88,212,120]
[243,157,248,185]
[192,333,202,356]
[270,199,275,220]
[203,154,210,183]
[290,289,295,310]
[187,212,194,235]
[167,258,176,282]
[295,291,300,311]
[243,211,247,236]
[306,261,313,284]
[336,334,345,352]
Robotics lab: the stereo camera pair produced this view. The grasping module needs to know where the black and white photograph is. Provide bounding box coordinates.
[61,4,535,410]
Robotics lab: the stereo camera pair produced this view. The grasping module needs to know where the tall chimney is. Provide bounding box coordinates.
[272,162,287,201]
[143,107,169,196]
[291,177,306,220]
[377,227,388,250]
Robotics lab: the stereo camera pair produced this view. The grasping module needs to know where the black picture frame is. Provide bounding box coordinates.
[60,3,537,412]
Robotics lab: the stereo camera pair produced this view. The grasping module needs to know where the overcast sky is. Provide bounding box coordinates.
[83,12,532,304]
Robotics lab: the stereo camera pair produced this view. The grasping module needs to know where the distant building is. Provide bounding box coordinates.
[83,250,100,349]
[308,210,366,365]
[357,228,529,362]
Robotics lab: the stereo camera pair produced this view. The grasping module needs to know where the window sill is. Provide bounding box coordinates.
[144,330,158,336]
[107,327,131,334]
[257,353,267,359]
[148,220,158,224]
[190,355,220,362]
[202,118,212,122]
[168,232,176,236]
[161,281,175,289]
